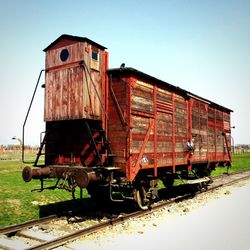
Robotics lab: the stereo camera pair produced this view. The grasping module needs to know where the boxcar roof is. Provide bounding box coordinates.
[107,67,233,113]
[43,34,107,52]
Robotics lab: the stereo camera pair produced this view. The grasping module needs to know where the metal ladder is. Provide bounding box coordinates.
[22,69,45,163]
[84,120,115,167]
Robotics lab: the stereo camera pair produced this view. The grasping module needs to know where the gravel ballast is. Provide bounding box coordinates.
[69,178,250,250]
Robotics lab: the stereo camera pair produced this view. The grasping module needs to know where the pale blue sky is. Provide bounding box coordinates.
[0,0,249,145]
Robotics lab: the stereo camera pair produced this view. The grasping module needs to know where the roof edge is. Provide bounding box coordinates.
[43,34,107,52]
[107,67,233,113]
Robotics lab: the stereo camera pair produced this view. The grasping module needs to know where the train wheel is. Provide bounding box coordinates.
[134,184,151,210]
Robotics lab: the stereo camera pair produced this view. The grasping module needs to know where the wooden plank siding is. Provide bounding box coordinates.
[191,101,232,163]
[156,88,174,166]
[108,77,129,169]
[108,75,189,180]
[190,99,208,161]
[174,94,188,164]
[44,39,106,121]
[107,68,232,181]
[208,107,216,160]
[42,36,232,183]
[215,110,224,160]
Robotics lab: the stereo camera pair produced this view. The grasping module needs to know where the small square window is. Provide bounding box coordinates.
[92,51,98,61]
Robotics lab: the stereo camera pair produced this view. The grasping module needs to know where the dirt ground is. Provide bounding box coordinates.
[70,178,250,250]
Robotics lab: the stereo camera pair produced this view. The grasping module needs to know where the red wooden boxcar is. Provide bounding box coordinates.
[22,35,233,209]
[107,68,232,181]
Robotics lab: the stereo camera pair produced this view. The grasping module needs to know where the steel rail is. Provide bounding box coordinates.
[210,172,250,190]
[25,217,124,250]
[151,171,250,217]
[26,170,250,250]
[1,170,250,250]
[0,214,57,236]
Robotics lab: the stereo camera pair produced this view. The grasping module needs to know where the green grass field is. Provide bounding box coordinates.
[0,153,250,228]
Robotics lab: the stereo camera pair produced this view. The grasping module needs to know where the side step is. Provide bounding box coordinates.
[182,177,211,185]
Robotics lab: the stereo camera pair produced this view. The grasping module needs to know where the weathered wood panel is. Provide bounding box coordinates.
[44,39,104,121]
[45,67,102,121]
[174,94,187,162]
[107,70,232,182]
[46,42,84,69]
[208,107,216,157]
[131,115,154,155]
[207,107,232,161]
[155,87,174,165]
[216,110,223,129]
[223,112,231,132]
[108,78,128,167]
[190,99,208,161]
[132,80,154,114]
[215,110,224,158]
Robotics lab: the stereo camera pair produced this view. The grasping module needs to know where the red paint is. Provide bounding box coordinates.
[41,35,233,183]
[107,69,232,181]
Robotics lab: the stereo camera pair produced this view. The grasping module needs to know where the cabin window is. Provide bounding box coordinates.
[60,49,69,62]
[91,49,100,71]
[92,51,99,61]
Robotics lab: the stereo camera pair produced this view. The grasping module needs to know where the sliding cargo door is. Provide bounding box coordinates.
[174,94,188,164]
[215,110,224,160]
[130,81,183,180]
[130,80,155,180]
[190,99,208,162]
[208,107,216,160]
[208,108,231,162]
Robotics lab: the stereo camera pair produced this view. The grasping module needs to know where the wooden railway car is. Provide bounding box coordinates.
[22,35,233,209]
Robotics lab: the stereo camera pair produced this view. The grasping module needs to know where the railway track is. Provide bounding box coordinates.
[1,169,250,250]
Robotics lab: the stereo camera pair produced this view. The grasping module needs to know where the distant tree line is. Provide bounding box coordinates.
[234,144,250,154]
[0,145,39,153]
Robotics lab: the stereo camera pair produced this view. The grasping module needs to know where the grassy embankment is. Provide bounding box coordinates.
[0,153,250,228]
[0,153,88,228]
